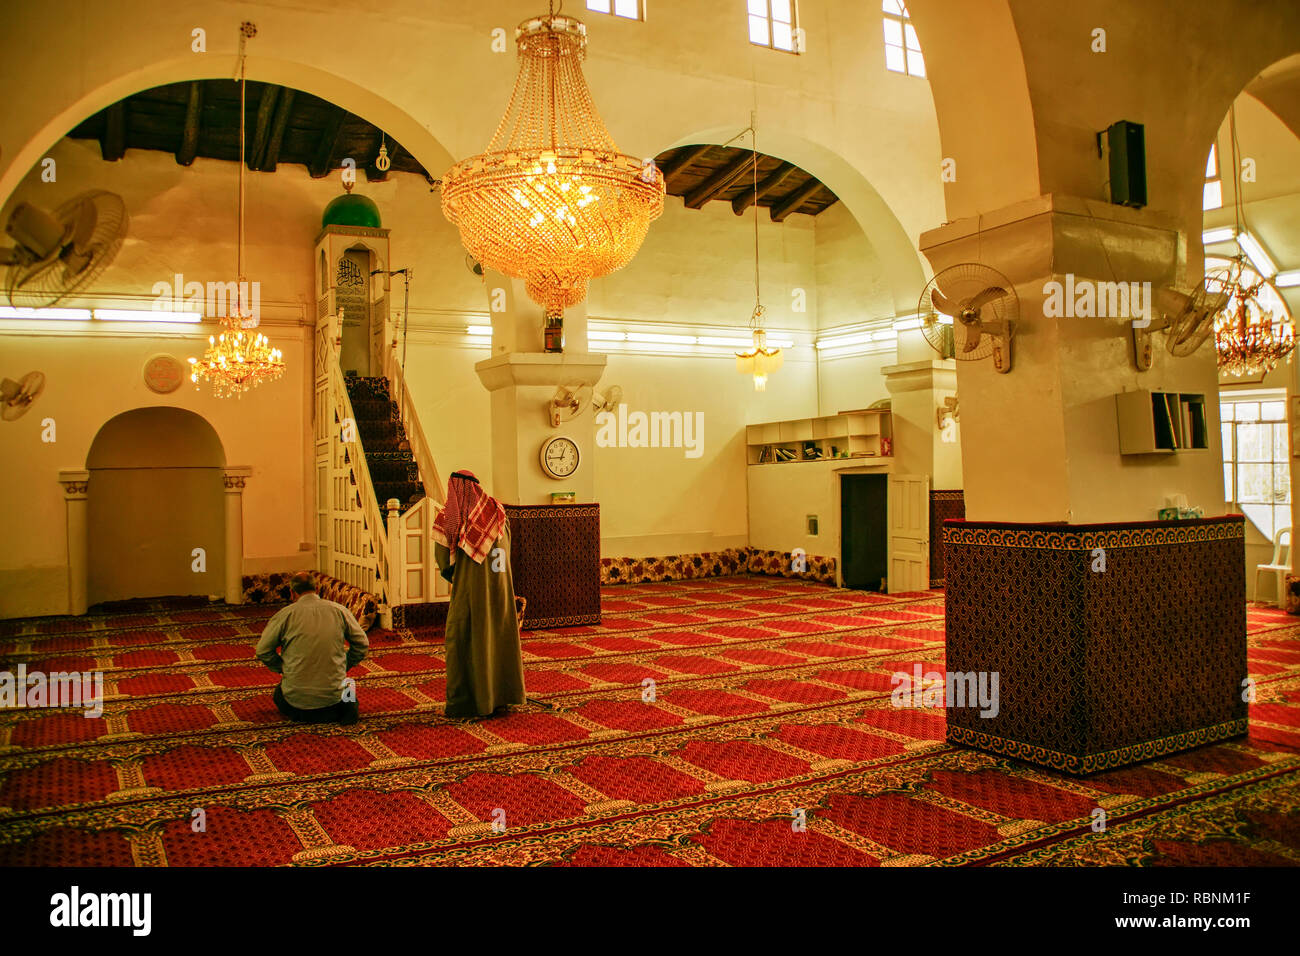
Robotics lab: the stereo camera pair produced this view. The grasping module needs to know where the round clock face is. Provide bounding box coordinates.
[541,436,580,479]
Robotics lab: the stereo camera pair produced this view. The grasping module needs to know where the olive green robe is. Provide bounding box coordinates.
[435,525,526,718]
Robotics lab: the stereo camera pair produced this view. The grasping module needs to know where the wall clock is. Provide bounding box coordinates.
[540,436,580,479]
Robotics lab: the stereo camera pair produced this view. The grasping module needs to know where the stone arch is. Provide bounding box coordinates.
[659,125,929,316]
[0,54,457,208]
[85,407,227,605]
[904,0,1040,222]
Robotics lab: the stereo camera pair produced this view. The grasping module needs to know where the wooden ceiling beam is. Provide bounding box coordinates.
[770,178,826,222]
[309,107,347,178]
[657,145,712,190]
[176,82,204,166]
[684,151,755,209]
[258,88,296,172]
[733,161,796,215]
[247,85,279,170]
[100,103,126,162]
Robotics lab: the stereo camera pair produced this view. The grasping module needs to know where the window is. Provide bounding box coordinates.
[1204,143,1223,211]
[883,0,924,77]
[586,0,642,19]
[748,0,802,53]
[1221,393,1291,541]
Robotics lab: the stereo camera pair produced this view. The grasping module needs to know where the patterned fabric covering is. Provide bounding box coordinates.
[746,549,837,585]
[929,490,965,587]
[505,504,601,629]
[241,572,378,631]
[601,548,836,586]
[945,516,1248,773]
[0,577,1297,867]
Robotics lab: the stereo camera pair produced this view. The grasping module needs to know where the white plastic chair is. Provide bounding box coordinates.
[1255,526,1291,608]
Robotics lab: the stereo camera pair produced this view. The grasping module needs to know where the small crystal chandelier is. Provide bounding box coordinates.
[1212,257,1294,377]
[1210,104,1294,377]
[735,119,782,392]
[188,22,285,398]
[441,2,665,330]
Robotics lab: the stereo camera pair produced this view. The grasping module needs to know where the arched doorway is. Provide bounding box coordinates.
[86,407,226,605]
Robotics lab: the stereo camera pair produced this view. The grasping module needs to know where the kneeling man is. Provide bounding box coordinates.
[255,571,369,724]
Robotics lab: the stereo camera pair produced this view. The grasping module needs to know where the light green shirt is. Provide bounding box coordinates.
[254,592,369,709]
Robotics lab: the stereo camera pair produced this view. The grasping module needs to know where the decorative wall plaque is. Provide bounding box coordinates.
[143,354,184,394]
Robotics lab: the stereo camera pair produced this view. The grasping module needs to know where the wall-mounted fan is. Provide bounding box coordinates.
[918,264,1018,373]
[1,371,45,421]
[592,384,623,412]
[2,191,127,308]
[935,395,959,429]
[1131,279,1230,371]
[549,383,593,427]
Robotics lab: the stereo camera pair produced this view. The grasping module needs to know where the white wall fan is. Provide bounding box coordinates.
[2,190,127,308]
[1131,279,1230,371]
[918,264,1018,373]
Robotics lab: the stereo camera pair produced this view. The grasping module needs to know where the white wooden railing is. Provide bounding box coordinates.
[313,288,451,621]
[314,306,390,605]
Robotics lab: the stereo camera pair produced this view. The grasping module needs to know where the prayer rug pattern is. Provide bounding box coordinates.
[0,581,1297,867]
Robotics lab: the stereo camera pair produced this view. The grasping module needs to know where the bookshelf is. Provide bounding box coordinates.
[1115,389,1209,454]
[746,409,893,464]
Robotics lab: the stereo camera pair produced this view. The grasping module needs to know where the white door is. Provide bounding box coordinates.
[887,474,930,593]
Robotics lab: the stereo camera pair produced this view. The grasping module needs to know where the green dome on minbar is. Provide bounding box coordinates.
[322,191,381,229]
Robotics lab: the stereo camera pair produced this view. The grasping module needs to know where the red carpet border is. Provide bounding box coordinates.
[0,578,1297,866]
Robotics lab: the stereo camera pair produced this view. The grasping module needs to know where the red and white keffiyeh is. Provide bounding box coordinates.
[431,470,506,566]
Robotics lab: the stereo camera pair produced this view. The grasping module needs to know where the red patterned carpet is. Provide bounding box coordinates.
[1,577,1298,866]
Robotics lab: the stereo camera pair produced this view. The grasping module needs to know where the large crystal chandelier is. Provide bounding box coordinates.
[440,3,665,324]
[1209,104,1294,378]
[188,22,285,398]
[1211,257,1294,377]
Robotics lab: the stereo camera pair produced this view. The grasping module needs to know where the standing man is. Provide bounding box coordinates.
[432,470,526,719]
[255,571,369,724]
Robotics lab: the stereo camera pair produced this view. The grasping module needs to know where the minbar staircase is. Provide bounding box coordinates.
[344,372,426,515]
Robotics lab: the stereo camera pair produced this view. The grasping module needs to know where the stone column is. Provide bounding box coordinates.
[58,470,90,615]
[882,359,960,487]
[222,467,252,605]
[475,269,605,505]
[918,193,1220,523]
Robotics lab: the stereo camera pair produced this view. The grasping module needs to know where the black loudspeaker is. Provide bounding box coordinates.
[1100,120,1147,208]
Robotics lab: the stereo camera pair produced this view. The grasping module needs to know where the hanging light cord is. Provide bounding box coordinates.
[236,25,253,298]
[752,124,761,325]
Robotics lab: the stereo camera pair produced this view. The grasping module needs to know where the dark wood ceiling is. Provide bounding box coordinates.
[654,144,839,221]
[67,80,433,183]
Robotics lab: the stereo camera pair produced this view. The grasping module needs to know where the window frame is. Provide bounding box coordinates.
[1204,143,1223,211]
[882,0,925,78]
[584,0,644,21]
[747,0,803,55]
[1220,390,1291,543]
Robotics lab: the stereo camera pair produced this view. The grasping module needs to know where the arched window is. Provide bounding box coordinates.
[1204,144,1223,211]
[883,1,924,77]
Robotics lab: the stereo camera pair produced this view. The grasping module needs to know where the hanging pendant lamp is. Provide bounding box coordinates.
[188,22,285,399]
[440,2,665,326]
[735,119,782,391]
